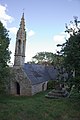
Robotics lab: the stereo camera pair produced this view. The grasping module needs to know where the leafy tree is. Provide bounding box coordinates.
[0,21,11,93]
[32,52,64,67]
[32,51,63,66]
[62,34,80,75]
[60,17,80,91]
[53,53,64,68]
[61,17,80,76]
[32,52,55,64]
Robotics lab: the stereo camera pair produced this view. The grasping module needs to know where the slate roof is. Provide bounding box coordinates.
[23,63,58,85]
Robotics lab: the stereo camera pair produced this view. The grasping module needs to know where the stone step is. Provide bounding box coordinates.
[45,95,63,99]
[51,89,65,94]
[48,92,65,97]
[45,89,69,99]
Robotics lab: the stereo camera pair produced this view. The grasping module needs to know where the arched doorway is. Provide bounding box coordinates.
[16,82,20,95]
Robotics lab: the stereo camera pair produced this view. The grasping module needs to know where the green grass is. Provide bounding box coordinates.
[0,91,80,120]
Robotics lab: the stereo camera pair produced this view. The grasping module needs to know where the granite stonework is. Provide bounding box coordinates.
[10,67,32,96]
[9,13,67,96]
[10,66,49,96]
[32,81,48,95]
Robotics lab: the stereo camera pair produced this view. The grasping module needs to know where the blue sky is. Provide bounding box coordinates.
[0,0,80,64]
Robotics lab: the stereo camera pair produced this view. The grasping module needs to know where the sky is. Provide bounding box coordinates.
[0,0,80,64]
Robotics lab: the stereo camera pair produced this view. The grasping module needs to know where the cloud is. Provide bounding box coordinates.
[8,27,18,35]
[0,4,18,35]
[0,4,13,27]
[53,32,67,52]
[0,4,35,37]
[9,28,35,37]
[0,4,36,64]
[28,30,35,37]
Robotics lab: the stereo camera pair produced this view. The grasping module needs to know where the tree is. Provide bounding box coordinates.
[62,34,80,75]
[0,21,11,93]
[61,17,80,75]
[60,17,80,90]
[32,52,55,64]
[32,52,64,67]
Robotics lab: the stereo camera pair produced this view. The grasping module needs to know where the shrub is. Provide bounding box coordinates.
[68,76,80,92]
[47,80,59,89]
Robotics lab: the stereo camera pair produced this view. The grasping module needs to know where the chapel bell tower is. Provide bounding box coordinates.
[14,13,26,66]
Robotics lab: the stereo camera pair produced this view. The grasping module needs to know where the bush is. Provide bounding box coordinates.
[68,76,80,92]
[47,80,59,89]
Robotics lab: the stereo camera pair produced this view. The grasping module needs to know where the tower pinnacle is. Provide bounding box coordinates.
[14,13,26,67]
[19,12,25,31]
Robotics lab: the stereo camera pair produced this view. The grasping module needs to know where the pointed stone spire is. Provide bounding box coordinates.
[20,12,25,30]
[14,13,26,67]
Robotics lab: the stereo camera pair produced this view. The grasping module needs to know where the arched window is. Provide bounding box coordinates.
[23,40,25,55]
[18,39,21,54]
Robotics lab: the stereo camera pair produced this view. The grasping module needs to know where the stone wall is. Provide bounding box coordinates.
[32,81,48,95]
[10,66,49,96]
[10,67,32,96]
[14,56,24,66]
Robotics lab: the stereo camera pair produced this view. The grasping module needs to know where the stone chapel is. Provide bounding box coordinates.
[10,13,59,96]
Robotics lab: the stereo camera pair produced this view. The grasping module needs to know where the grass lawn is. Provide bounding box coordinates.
[0,90,80,120]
